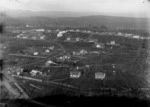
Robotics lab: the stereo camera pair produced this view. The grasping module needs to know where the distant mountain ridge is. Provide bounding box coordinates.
[4,14,148,30]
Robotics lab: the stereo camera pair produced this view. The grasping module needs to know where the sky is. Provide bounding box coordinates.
[0,0,150,17]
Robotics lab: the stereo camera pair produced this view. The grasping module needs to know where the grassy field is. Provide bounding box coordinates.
[3,30,148,97]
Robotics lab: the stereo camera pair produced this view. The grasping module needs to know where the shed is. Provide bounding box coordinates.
[95,72,106,80]
[70,71,81,78]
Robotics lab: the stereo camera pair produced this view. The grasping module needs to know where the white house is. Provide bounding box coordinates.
[76,38,80,41]
[133,35,140,39]
[87,30,91,33]
[112,64,115,69]
[45,60,55,66]
[67,37,71,41]
[32,37,37,40]
[110,40,115,45]
[49,46,54,50]
[113,70,116,74]
[57,32,62,37]
[95,72,106,80]
[33,52,39,56]
[80,50,88,54]
[70,71,81,78]
[30,70,42,76]
[36,29,45,32]
[16,35,21,38]
[117,32,122,36]
[22,36,28,39]
[76,29,80,32]
[40,36,45,39]
[57,31,67,37]
[95,43,104,48]
[45,49,50,53]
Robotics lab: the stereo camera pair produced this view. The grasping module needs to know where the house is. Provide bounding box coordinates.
[47,30,51,33]
[8,66,23,75]
[36,29,45,32]
[67,37,71,41]
[110,40,115,45]
[90,51,100,54]
[95,43,104,48]
[40,36,45,39]
[45,60,56,66]
[76,38,80,41]
[85,65,90,68]
[26,24,30,27]
[133,35,140,39]
[113,70,116,74]
[57,55,70,61]
[117,32,122,36]
[57,31,67,37]
[88,39,97,43]
[76,29,80,32]
[95,72,106,80]
[57,32,62,37]
[32,37,36,40]
[16,35,21,38]
[30,70,42,76]
[70,71,81,78]
[63,55,70,60]
[45,49,50,53]
[112,64,115,69]
[80,50,88,54]
[87,30,91,33]
[33,52,39,56]
[22,36,28,39]
[49,46,54,50]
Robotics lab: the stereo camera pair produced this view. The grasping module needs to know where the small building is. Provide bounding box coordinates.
[8,66,23,74]
[49,46,54,50]
[22,36,28,39]
[63,55,70,60]
[80,50,88,54]
[76,29,80,32]
[110,40,115,45]
[33,52,39,56]
[85,65,90,68]
[87,30,91,33]
[76,38,80,41]
[112,64,115,69]
[30,70,42,76]
[67,37,71,41]
[95,43,104,48]
[95,72,106,80]
[45,49,50,53]
[70,71,81,78]
[133,35,140,39]
[117,32,122,36]
[113,70,116,74]
[32,37,36,40]
[36,29,45,32]
[45,60,55,66]
[40,36,45,39]
[16,35,21,38]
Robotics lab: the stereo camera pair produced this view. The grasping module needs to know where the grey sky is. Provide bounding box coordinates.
[0,0,149,16]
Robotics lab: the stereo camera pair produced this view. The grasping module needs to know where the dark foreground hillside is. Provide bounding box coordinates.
[3,95,150,107]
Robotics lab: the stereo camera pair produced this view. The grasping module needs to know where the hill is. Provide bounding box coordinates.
[4,15,148,30]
